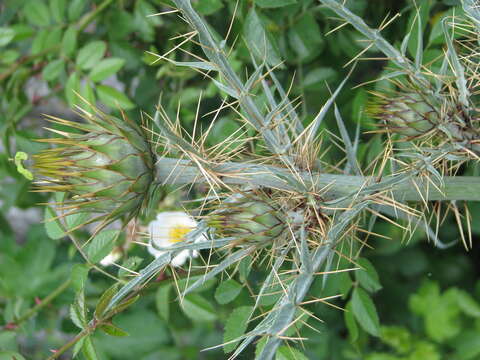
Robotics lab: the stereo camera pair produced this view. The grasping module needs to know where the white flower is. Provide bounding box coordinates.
[147,211,205,267]
[100,248,122,266]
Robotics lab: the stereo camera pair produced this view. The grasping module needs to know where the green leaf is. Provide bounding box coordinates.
[89,58,125,82]
[62,25,77,56]
[96,85,135,110]
[87,230,119,263]
[44,206,65,240]
[95,284,119,319]
[24,0,51,27]
[68,0,86,21]
[194,0,224,15]
[255,0,297,8]
[42,59,64,81]
[82,336,98,360]
[182,294,217,322]
[155,284,171,322]
[454,289,480,318]
[65,71,80,106]
[70,291,87,329]
[276,346,308,360]
[0,27,15,47]
[70,264,89,292]
[223,306,252,353]
[244,8,282,66]
[76,41,107,70]
[215,279,243,304]
[100,323,129,337]
[351,287,380,336]
[356,258,382,293]
[380,326,412,354]
[72,336,85,358]
[50,0,66,23]
[288,13,323,62]
[345,301,359,342]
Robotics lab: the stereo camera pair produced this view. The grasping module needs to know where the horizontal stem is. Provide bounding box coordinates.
[155,157,480,201]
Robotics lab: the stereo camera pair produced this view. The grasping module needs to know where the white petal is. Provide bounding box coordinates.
[171,250,191,267]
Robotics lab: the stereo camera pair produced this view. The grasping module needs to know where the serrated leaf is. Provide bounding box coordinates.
[118,257,143,278]
[96,85,135,110]
[71,264,89,292]
[82,336,98,360]
[76,41,107,70]
[244,8,282,66]
[288,13,323,62]
[72,336,85,358]
[276,346,308,360]
[215,279,243,305]
[356,258,382,293]
[344,301,359,342]
[155,284,171,322]
[0,27,15,47]
[89,58,125,82]
[70,291,87,329]
[95,284,119,319]
[110,295,140,315]
[182,294,217,322]
[351,287,380,336]
[100,323,129,337]
[87,230,119,263]
[239,255,252,283]
[24,0,51,27]
[62,26,77,56]
[223,306,252,353]
[44,206,65,240]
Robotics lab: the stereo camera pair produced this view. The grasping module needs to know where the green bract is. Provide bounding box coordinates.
[33,109,155,230]
[369,92,438,137]
[209,195,285,245]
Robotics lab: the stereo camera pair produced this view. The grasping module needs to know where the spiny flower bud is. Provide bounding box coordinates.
[368,92,438,137]
[32,109,155,230]
[209,195,285,245]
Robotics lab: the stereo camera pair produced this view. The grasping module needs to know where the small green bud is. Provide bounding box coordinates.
[209,195,285,245]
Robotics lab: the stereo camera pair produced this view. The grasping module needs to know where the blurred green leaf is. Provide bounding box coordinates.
[244,8,282,66]
[344,301,359,342]
[50,0,66,23]
[155,283,171,322]
[23,0,51,27]
[96,85,135,110]
[182,294,218,322]
[223,306,252,353]
[276,346,308,360]
[76,41,107,70]
[356,258,382,293]
[194,0,224,15]
[100,323,129,337]
[68,0,86,21]
[0,27,15,47]
[351,287,380,336]
[62,25,77,56]
[215,279,243,304]
[288,13,323,62]
[255,0,297,8]
[87,230,119,263]
[89,58,125,82]
[65,71,81,106]
[42,59,64,81]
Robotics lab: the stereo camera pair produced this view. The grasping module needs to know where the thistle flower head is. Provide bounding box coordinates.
[32,109,155,231]
[368,92,438,137]
[208,193,286,246]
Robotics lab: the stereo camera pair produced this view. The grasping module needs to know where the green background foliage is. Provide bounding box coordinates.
[0,0,479,359]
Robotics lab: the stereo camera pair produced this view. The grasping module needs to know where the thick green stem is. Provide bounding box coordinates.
[155,157,480,201]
